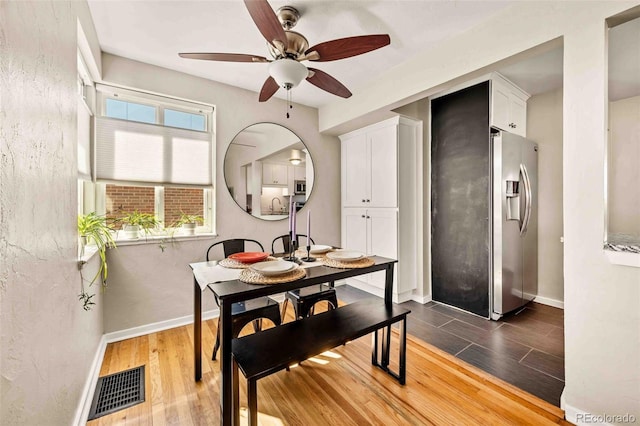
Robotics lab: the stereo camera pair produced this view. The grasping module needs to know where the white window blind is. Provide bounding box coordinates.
[77,97,92,180]
[95,117,212,187]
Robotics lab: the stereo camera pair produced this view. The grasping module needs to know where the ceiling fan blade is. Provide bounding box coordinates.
[305,34,390,62]
[306,68,352,98]
[179,53,269,63]
[259,76,279,102]
[244,0,287,53]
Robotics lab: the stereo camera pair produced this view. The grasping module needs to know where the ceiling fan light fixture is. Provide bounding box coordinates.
[269,59,308,89]
[289,149,302,165]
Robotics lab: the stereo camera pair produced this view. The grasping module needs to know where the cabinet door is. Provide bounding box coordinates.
[491,79,511,132]
[293,166,305,180]
[342,208,368,255]
[509,95,527,137]
[367,209,398,289]
[272,164,287,185]
[262,163,287,185]
[369,125,398,207]
[342,134,369,207]
[262,163,272,184]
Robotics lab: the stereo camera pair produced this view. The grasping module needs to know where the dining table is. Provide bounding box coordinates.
[189,254,398,426]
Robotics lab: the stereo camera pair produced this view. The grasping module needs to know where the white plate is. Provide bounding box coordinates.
[326,250,366,262]
[250,260,297,276]
[309,244,332,254]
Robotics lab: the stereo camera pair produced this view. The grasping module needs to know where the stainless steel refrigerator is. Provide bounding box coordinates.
[431,81,538,319]
[491,131,538,319]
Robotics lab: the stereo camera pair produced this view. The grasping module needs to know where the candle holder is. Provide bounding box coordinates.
[301,245,316,262]
[282,237,301,264]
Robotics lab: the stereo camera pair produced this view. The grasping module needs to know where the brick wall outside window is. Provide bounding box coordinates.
[106,185,155,230]
[165,187,204,226]
[105,185,204,229]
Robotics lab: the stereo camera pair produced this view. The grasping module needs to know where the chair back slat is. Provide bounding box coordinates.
[271,234,315,254]
[206,238,264,261]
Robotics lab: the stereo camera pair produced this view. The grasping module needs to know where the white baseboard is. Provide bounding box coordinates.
[74,335,107,426]
[411,294,432,304]
[533,295,564,310]
[562,402,614,426]
[104,309,220,343]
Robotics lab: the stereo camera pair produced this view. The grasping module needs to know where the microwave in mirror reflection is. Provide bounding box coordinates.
[294,180,306,194]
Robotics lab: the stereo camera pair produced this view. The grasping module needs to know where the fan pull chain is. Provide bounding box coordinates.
[286,89,293,119]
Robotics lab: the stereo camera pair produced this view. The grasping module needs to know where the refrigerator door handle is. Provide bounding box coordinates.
[520,163,532,236]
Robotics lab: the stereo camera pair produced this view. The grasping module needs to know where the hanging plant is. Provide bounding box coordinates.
[78,212,117,310]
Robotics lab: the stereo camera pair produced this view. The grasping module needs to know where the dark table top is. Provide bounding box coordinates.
[190,255,397,304]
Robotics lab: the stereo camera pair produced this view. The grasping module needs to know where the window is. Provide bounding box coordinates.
[88,84,216,236]
[164,108,206,131]
[105,98,156,124]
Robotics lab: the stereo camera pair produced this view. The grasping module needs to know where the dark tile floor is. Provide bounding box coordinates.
[335,285,565,407]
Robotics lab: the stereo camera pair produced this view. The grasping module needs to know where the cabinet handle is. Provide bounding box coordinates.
[361,215,366,218]
[362,199,366,203]
[366,215,370,219]
[366,199,370,202]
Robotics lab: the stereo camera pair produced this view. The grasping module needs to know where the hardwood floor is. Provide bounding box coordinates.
[88,292,568,425]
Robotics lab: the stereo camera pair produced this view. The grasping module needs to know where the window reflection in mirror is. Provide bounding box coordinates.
[223,123,314,221]
[606,10,640,248]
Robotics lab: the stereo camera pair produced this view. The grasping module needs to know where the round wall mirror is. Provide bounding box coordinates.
[224,123,314,221]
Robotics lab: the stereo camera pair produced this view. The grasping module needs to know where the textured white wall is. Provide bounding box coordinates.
[0,1,104,424]
[527,89,564,304]
[99,54,340,332]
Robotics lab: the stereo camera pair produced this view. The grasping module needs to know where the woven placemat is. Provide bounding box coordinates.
[294,248,334,259]
[238,267,307,285]
[323,257,375,269]
[219,256,278,269]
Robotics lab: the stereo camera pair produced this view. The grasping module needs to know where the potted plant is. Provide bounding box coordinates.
[173,212,204,236]
[118,210,159,239]
[77,212,117,310]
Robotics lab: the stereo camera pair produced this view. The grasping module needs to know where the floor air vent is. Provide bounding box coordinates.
[88,365,145,420]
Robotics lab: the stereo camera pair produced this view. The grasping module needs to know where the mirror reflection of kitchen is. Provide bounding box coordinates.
[224,123,314,221]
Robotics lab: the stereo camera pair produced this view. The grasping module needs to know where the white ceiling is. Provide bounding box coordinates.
[88,0,515,107]
[87,1,637,108]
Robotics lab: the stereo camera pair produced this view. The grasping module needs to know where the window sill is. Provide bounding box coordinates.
[604,249,640,268]
[79,245,100,263]
[604,233,640,268]
[113,232,217,246]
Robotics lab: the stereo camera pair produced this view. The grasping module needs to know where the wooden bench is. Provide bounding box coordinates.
[231,298,410,425]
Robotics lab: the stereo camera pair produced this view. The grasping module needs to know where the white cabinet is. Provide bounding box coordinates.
[340,116,422,303]
[342,208,398,290]
[262,163,287,185]
[490,73,530,137]
[293,166,305,181]
[286,165,306,194]
[341,124,397,208]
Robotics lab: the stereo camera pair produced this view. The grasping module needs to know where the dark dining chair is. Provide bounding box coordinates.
[271,234,338,320]
[207,239,282,360]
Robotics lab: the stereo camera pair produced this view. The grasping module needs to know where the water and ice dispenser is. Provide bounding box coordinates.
[506,180,520,221]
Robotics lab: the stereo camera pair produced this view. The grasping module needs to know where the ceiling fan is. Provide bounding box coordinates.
[179,0,390,104]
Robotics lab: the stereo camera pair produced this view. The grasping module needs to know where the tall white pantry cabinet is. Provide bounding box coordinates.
[339,116,423,303]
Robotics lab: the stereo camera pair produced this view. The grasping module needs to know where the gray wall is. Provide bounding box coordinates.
[0,2,104,424]
[527,89,564,304]
[100,54,340,332]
